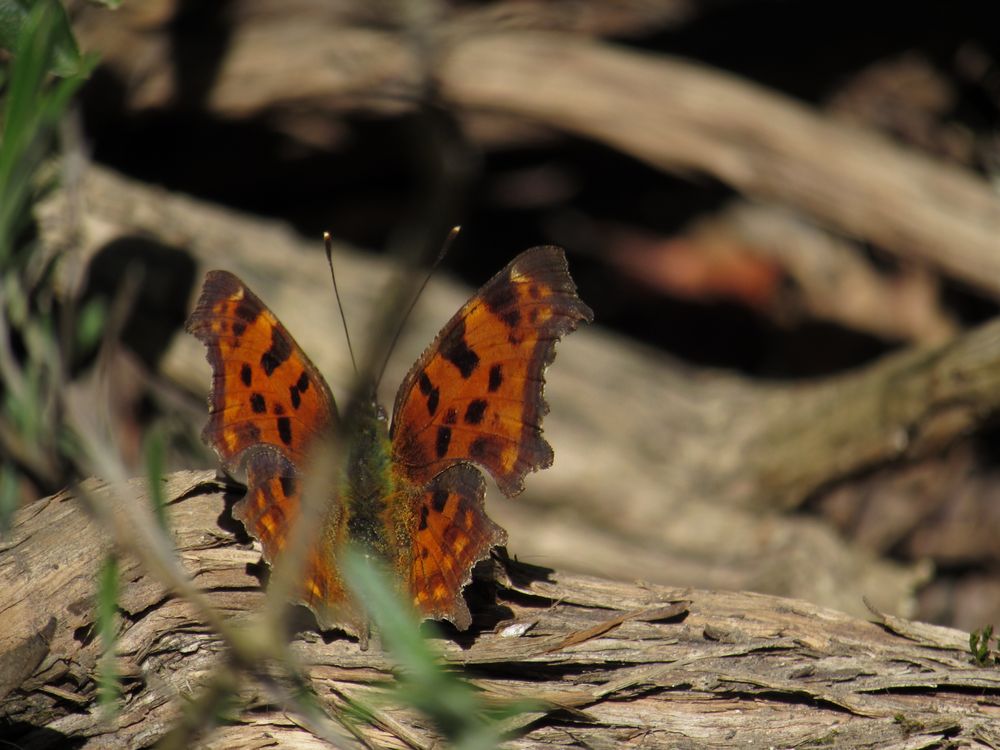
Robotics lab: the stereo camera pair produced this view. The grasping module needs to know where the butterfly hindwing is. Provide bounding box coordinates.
[390,246,594,496]
[236,448,359,631]
[232,447,301,562]
[405,463,507,629]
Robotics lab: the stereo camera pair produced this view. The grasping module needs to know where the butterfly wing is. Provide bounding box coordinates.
[186,270,339,475]
[390,246,593,496]
[187,272,352,626]
[405,464,507,628]
[236,448,358,631]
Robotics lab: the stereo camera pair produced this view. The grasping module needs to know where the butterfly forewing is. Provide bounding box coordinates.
[390,246,594,496]
[186,270,339,475]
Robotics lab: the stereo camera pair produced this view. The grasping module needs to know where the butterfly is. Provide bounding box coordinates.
[186,246,592,643]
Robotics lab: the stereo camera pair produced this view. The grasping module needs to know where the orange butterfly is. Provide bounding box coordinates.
[186,247,592,642]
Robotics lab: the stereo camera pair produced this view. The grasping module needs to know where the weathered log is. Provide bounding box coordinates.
[2,470,999,749]
[41,162,1000,604]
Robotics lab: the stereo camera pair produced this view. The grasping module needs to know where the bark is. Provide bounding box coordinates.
[2,470,1000,749]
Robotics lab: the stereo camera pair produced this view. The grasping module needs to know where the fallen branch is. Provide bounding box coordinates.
[441,32,1000,298]
[696,201,957,343]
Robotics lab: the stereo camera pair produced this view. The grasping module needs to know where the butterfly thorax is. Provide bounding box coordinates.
[340,392,396,562]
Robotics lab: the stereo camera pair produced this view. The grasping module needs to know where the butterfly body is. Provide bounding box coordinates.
[187,246,592,641]
[339,397,396,560]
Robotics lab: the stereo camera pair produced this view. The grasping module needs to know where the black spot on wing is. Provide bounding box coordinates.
[288,371,310,410]
[234,300,260,323]
[250,393,266,414]
[418,505,429,531]
[435,426,452,458]
[280,475,296,497]
[486,283,516,316]
[418,371,440,417]
[261,352,280,376]
[444,407,458,425]
[277,416,292,446]
[260,326,292,376]
[464,399,487,425]
[470,437,501,464]
[485,284,521,328]
[488,364,503,392]
[233,321,246,337]
[440,320,479,378]
[431,489,448,513]
[240,363,253,387]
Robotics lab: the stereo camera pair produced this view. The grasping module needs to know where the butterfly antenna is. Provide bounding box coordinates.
[375,225,461,389]
[325,232,359,375]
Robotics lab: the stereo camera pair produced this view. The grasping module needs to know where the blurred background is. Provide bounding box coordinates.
[7,0,1000,633]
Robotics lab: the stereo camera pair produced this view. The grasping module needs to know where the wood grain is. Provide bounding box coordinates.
[2,471,999,748]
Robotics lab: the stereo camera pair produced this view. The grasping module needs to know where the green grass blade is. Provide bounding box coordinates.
[0,0,29,55]
[0,461,19,536]
[0,1,88,262]
[145,426,169,532]
[75,296,107,355]
[0,0,82,76]
[97,552,120,713]
[341,548,502,748]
